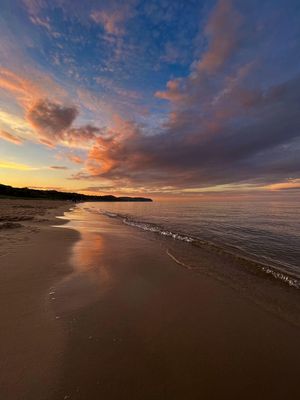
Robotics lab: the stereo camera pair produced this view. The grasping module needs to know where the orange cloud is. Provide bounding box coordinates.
[85,115,151,179]
[22,98,97,149]
[155,78,185,102]
[65,153,85,164]
[0,68,43,108]
[0,67,71,146]
[0,129,23,145]
[265,180,300,191]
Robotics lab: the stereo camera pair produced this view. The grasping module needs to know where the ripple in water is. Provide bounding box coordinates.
[80,201,300,288]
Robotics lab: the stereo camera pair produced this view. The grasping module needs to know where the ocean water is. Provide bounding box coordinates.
[80,200,300,286]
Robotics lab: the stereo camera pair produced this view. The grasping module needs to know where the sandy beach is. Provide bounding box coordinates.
[1,200,300,399]
[0,200,78,399]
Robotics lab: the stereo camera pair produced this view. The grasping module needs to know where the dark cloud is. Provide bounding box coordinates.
[27,99,78,141]
[83,0,300,190]
[50,165,68,170]
[67,124,101,141]
[84,67,300,188]
[26,99,102,147]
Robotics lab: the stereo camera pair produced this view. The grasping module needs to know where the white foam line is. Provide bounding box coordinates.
[96,208,300,290]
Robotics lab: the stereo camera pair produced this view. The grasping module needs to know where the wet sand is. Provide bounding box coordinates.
[1,201,300,399]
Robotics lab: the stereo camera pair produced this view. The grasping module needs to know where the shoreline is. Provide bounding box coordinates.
[101,209,300,289]
[86,205,300,328]
[1,201,300,399]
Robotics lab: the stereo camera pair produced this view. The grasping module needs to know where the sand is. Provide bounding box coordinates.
[1,200,300,399]
[0,200,78,399]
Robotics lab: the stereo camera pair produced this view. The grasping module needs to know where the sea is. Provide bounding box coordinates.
[76,200,300,288]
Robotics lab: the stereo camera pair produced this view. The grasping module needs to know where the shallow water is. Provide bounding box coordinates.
[79,200,300,284]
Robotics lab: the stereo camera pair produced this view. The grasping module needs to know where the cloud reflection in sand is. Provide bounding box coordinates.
[53,209,112,314]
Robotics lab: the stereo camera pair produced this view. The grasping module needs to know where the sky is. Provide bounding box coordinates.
[0,0,300,199]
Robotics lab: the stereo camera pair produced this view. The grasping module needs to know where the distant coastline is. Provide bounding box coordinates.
[0,184,152,202]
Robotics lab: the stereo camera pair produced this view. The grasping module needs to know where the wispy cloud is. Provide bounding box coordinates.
[0,67,65,109]
[0,110,32,136]
[0,129,23,145]
[49,165,68,170]
[90,3,135,36]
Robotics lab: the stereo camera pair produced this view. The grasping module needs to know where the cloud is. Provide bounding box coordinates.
[29,15,51,31]
[67,124,101,140]
[22,98,101,148]
[27,99,78,136]
[155,0,243,103]
[64,152,84,164]
[0,68,100,149]
[90,4,134,36]
[0,70,104,149]
[0,129,23,145]
[2,0,300,194]
[0,67,65,109]
[50,165,68,170]
[265,179,300,191]
[0,68,43,107]
[195,0,242,74]
[25,99,99,148]
[80,0,300,191]
[22,0,45,16]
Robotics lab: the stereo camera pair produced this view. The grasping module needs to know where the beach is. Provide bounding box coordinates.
[1,200,300,399]
[0,200,78,399]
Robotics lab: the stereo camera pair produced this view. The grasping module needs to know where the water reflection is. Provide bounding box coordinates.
[53,216,112,314]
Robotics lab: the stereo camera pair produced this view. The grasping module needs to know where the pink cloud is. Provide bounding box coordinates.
[196,0,242,74]
[155,78,185,102]
[90,5,134,36]
[0,129,23,145]
[0,67,44,108]
[66,154,84,164]
[0,67,66,109]
[155,0,243,105]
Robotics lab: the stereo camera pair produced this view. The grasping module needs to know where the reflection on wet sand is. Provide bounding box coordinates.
[51,205,300,400]
[53,229,112,314]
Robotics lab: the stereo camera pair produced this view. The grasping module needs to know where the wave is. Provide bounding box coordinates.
[123,219,194,243]
[94,209,300,290]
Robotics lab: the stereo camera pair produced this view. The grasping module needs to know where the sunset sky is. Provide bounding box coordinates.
[0,0,300,198]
